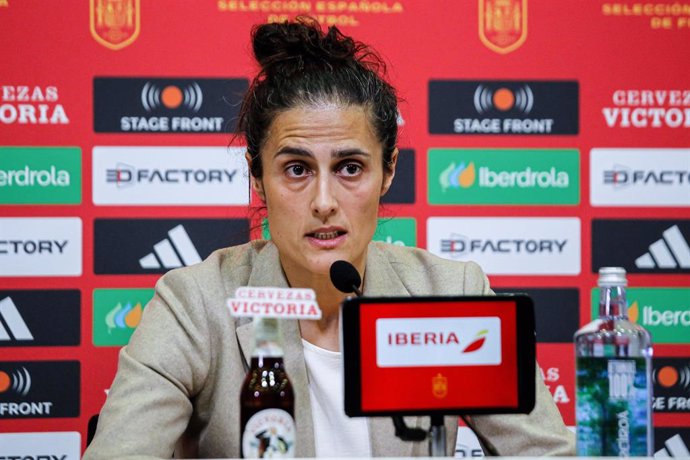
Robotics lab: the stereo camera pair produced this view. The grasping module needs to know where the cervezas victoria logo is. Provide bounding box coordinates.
[479,0,527,54]
[90,0,140,50]
[0,85,69,126]
[376,317,501,368]
[603,89,690,128]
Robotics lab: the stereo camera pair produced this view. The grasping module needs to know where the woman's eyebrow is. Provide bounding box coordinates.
[333,149,370,159]
[275,146,314,158]
[274,147,371,159]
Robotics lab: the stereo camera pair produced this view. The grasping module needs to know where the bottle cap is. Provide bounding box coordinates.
[598,266,627,286]
[254,316,280,340]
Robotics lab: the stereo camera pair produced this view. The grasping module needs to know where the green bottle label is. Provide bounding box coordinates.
[576,357,650,456]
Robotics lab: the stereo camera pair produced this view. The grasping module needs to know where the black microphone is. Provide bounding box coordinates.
[329,260,362,296]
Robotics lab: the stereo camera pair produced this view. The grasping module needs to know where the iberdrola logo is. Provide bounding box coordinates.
[440,162,476,191]
[628,301,640,323]
[105,302,143,333]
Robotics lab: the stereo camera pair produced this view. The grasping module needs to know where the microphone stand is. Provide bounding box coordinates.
[429,415,446,457]
[392,415,446,457]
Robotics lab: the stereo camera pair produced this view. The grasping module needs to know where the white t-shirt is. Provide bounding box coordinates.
[301,339,372,457]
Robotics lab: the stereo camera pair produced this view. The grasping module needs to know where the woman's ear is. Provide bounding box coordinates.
[380,148,398,196]
[246,152,265,201]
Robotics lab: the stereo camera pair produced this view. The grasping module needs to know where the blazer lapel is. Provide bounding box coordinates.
[235,242,316,457]
[362,243,410,297]
[363,243,422,456]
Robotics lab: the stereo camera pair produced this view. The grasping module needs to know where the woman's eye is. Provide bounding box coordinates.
[339,163,362,176]
[286,164,308,177]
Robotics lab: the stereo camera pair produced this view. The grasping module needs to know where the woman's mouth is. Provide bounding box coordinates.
[311,230,344,240]
[306,229,347,248]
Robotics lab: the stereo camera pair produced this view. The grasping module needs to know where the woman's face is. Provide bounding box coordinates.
[250,104,397,280]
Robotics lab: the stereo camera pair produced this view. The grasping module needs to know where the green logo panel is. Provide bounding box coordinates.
[428,148,579,205]
[0,146,81,204]
[590,288,690,344]
[93,288,154,346]
[262,218,417,247]
[373,218,417,247]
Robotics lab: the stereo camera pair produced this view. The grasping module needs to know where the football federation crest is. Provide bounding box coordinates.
[90,0,140,50]
[432,373,448,399]
[479,0,527,54]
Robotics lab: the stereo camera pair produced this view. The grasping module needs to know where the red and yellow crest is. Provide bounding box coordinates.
[432,373,448,399]
[479,0,527,54]
[90,0,140,50]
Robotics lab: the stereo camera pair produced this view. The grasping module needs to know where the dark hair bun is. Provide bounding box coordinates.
[252,17,358,74]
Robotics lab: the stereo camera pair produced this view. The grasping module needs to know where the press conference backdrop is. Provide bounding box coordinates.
[0,1,689,457]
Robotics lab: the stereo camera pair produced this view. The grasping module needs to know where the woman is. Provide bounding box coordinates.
[84,18,574,458]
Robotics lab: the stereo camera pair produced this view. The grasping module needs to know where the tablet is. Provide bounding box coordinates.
[340,294,536,417]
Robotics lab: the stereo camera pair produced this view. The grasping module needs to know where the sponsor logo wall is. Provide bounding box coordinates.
[0,431,81,460]
[0,361,80,418]
[0,290,80,346]
[655,427,690,457]
[428,80,579,135]
[94,219,250,274]
[1,1,688,453]
[92,146,249,205]
[93,77,248,133]
[590,148,690,207]
[427,217,581,275]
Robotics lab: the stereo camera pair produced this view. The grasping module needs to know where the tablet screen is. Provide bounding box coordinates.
[341,295,535,416]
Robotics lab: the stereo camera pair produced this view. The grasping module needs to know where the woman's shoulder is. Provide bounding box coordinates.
[154,240,273,301]
[370,241,490,295]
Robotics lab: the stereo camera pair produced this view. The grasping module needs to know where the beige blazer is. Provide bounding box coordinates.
[84,241,575,459]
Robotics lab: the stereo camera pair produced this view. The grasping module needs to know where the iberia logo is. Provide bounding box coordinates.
[479,0,528,54]
[377,317,501,367]
[105,301,143,333]
[440,162,476,190]
[90,0,140,51]
[463,329,488,353]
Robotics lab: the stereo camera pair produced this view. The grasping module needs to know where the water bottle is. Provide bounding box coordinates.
[575,267,653,456]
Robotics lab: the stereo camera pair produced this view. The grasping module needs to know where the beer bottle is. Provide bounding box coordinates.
[240,317,296,458]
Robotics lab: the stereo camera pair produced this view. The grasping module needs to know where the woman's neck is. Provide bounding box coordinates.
[281,262,364,352]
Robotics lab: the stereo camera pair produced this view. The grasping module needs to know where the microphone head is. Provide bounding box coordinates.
[329,260,362,294]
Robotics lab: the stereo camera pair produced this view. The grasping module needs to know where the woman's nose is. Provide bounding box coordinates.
[311,174,338,218]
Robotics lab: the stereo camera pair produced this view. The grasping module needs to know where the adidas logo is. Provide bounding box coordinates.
[0,297,33,341]
[655,433,689,458]
[139,225,201,269]
[635,225,690,269]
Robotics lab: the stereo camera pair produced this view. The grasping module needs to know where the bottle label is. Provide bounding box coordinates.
[576,357,650,456]
[242,408,296,458]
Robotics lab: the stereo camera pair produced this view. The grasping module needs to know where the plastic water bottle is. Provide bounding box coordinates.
[575,267,653,456]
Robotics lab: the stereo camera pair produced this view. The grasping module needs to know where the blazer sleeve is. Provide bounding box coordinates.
[459,262,576,456]
[83,268,211,459]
